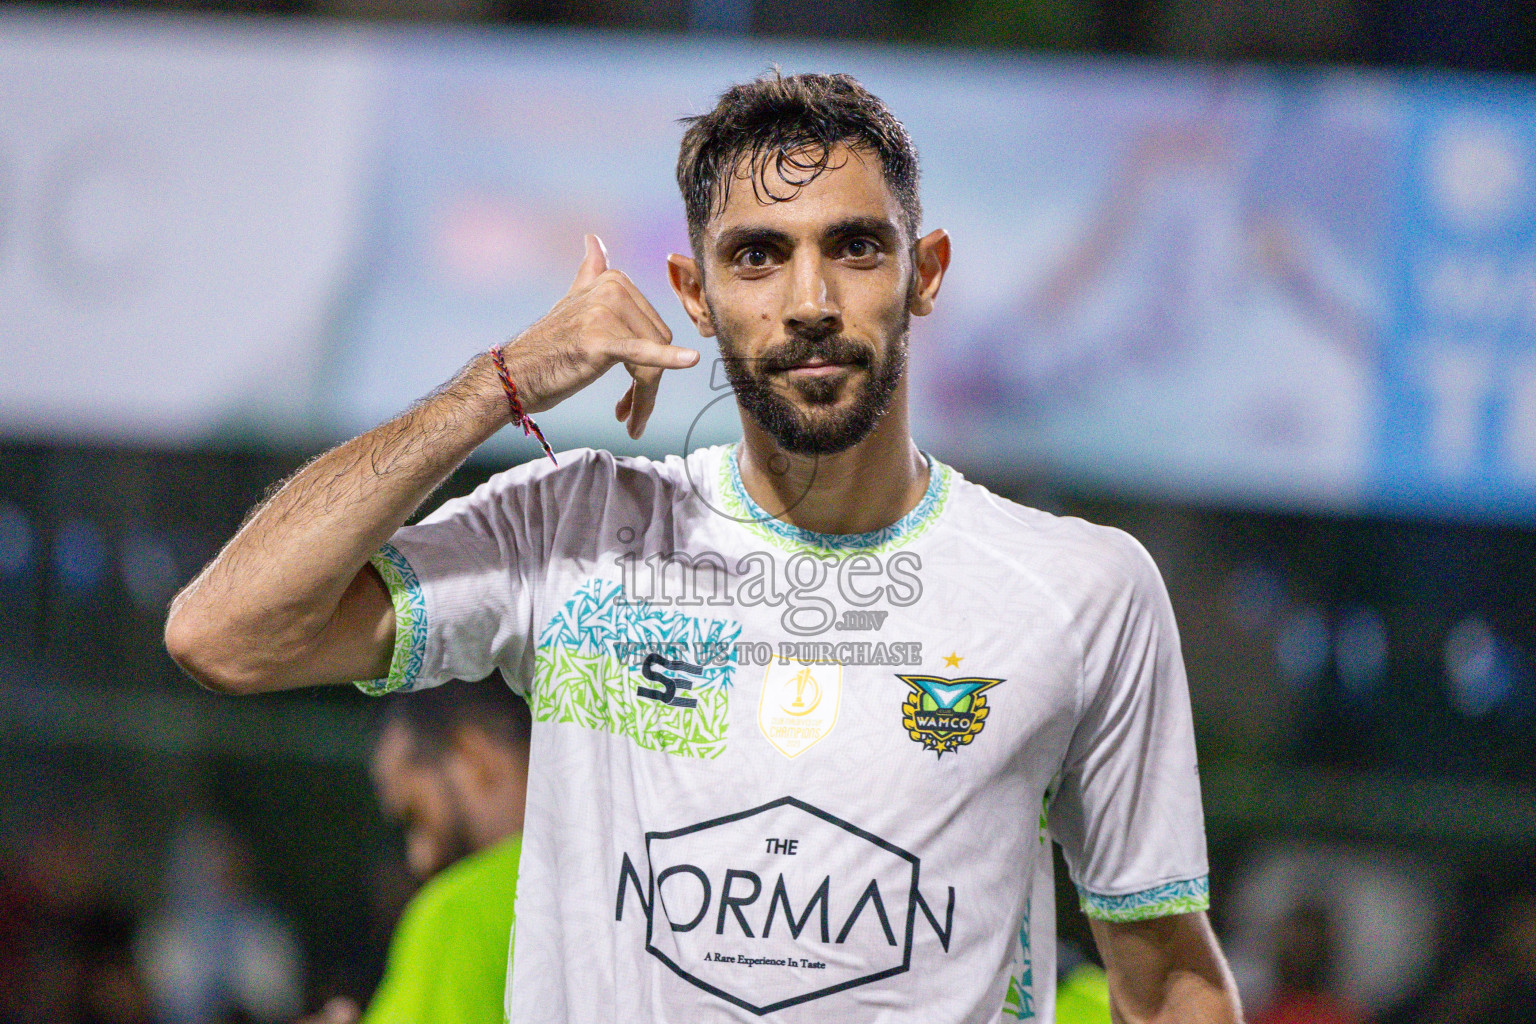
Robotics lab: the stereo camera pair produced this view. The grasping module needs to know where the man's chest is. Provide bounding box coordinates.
[520,546,1085,1018]
[527,547,1084,786]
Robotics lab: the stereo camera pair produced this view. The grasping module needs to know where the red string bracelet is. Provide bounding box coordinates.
[490,345,557,464]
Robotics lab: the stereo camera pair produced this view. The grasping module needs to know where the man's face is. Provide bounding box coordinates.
[698,145,915,455]
[371,721,474,880]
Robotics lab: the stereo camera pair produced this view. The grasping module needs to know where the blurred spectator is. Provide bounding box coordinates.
[0,856,29,1022]
[1226,842,1436,1019]
[1410,876,1536,1024]
[1251,902,1369,1024]
[78,906,155,1024]
[1,825,158,1024]
[14,828,104,1024]
[138,817,302,1024]
[299,675,530,1024]
[309,854,416,1010]
[1055,939,1112,1024]
[1055,963,1111,1024]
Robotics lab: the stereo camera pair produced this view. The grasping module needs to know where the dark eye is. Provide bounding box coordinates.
[845,238,875,259]
[743,247,769,267]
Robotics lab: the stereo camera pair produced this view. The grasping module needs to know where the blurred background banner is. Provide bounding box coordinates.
[1,13,377,446]
[6,11,1536,520]
[1380,79,1536,520]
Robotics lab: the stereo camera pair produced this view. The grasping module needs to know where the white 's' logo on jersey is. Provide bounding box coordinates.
[759,659,842,758]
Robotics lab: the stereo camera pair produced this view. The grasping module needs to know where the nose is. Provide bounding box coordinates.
[783,251,841,336]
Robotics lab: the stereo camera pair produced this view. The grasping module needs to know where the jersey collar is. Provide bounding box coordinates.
[716,442,952,556]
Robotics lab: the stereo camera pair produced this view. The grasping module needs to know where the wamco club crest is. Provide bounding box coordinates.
[898,653,1004,758]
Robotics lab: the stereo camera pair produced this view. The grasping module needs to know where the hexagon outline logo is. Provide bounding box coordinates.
[641,795,921,1015]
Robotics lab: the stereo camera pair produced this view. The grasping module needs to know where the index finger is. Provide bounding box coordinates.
[625,365,664,438]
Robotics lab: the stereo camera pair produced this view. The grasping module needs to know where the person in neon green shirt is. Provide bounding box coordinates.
[303,675,530,1024]
[361,833,523,1024]
[1055,962,1113,1024]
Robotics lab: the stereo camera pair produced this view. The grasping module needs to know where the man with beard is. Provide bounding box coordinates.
[166,72,1241,1022]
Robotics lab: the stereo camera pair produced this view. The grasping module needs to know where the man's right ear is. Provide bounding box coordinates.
[667,253,716,338]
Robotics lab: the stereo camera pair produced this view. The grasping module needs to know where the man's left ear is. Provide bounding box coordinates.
[908,228,951,318]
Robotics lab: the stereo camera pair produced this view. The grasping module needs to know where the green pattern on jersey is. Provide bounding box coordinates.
[719,444,954,556]
[1075,876,1210,922]
[530,577,740,759]
[999,894,1036,1021]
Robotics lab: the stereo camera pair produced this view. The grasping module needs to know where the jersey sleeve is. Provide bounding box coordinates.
[1045,530,1211,923]
[354,449,600,698]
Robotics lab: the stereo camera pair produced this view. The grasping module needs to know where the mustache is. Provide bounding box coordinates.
[741,332,876,374]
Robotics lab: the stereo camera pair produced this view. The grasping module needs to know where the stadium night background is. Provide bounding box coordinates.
[3,1,1536,1022]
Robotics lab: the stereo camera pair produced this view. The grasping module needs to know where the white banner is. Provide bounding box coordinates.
[0,14,377,444]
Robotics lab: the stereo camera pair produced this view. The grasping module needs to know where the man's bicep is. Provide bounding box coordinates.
[1089,912,1240,1024]
[308,562,396,689]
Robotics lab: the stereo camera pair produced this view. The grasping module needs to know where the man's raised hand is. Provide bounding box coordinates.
[496,234,698,438]
[166,232,697,696]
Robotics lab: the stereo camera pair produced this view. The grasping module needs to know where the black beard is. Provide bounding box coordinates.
[716,314,909,456]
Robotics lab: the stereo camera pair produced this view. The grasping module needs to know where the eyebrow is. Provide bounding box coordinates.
[713,225,793,259]
[823,216,900,244]
[713,216,901,259]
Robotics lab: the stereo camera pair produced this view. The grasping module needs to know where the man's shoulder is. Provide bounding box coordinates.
[943,472,1155,588]
[424,446,708,524]
[487,446,697,494]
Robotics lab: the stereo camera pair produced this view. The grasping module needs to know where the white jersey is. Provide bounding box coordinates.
[361,444,1210,1023]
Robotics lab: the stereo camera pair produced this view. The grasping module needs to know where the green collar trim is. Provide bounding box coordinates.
[716,443,952,555]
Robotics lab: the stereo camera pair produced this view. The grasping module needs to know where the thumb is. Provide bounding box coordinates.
[571,233,608,291]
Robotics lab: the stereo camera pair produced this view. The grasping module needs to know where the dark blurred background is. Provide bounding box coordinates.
[4,0,1536,1021]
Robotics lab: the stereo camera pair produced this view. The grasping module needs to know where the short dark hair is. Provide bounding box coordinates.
[676,70,922,258]
[380,671,532,763]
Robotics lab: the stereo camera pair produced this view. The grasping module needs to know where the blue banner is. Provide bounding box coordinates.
[1378,75,1536,520]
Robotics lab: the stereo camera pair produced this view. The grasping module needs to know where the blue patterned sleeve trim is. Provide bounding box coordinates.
[1076,876,1210,923]
[355,542,428,697]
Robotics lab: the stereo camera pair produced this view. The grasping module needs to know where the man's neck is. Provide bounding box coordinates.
[735,387,928,537]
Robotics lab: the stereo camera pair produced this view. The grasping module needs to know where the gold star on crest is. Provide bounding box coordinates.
[942,651,963,669]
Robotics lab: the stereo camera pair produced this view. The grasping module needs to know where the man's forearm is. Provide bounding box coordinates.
[1093,914,1244,1024]
[166,234,695,694]
[165,355,509,694]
